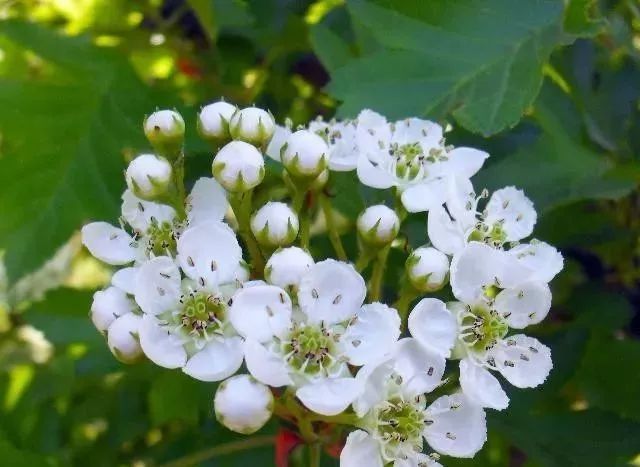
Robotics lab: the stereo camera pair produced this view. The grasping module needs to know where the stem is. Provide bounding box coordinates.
[368,245,390,302]
[158,435,275,467]
[165,153,187,220]
[293,190,312,250]
[309,442,321,467]
[393,279,421,328]
[319,194,347,261]
[229,191,265,277]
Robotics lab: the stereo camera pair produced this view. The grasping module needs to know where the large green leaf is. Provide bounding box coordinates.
[322,0,567,135]
[0,21,166,283]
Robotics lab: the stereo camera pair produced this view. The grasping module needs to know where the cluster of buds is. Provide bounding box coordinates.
[81,100,564,466]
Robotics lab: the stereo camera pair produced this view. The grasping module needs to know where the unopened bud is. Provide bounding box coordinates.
[265,247,314,291]
[198,101,236,146]
[144,109,185,159]
[229,107,275,146]
[357,205,400,245]
[214,374,274,434]
[281,130,328,179]
[406,246,450,292]
[107,313,143,363]
[251,202,299,247]
[212,141,265,192]
[125,154,173,201]
[91,286,133,333]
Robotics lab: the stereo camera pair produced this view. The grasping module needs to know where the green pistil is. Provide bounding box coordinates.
[390,143,425,180]
[461,306,508,353]
[282,325,337,376]
[377,398,424,446]
[178,292,226,337]
[146,221,177,256]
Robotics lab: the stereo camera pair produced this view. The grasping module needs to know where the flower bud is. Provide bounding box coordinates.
[107,313,143,363]
[251,202,299,247]
[212,141,265,192]
[281,130,328,178]
[265,246,314,291]
[357,205,400,245]
[406,246,450,292]
[125,154,173,201]
[214,374,274,434]
[90,286,133,333]
[229,107,275,146]
[143,109,185,159]
[198,101,236,145]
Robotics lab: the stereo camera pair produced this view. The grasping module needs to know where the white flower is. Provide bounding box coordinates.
[406,247,450,292]
[107,312,143,363]
[355,109,488,213]
[281,129,329,178]
[214,374,274,434]
[229,107,275,145]
[507,239,564,283]
[343,344,486,466]
[251,202,299,247]
[144,109,185,157]
[357,205,400,245]
[133,221,245,381]
[125,154,172,201]
[212,140,265,192]
[428,183,537,255]
[198,100,236,142]
[82,177,227,269]
[264,247,314,292]
[309,117,359,171]
[228,259,401,415]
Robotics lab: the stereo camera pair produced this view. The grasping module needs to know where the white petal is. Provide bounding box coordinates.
[494,281,551,328]
[265,124,291,162]
[341,303,400,366]
[186,177,228,226]
[298,260,366,325]
[444,177,478,228]
[138,315,187,369]
[401,177,449,213]
[450,242,532,304]
[133,256,181,315]
[427,205,466,256]
[340,430,383,467]
[81,222,137,265]
[459,359,508,410]
[243,338,292,387]
[353,360,394,417]
[408,298,457,358]
[485,186,536,242]
[487,335,552,388]
[91,286,133,332]
[228,285,293,342]
[107,313,143,363]
[508,240,564,283]
[441,147,489,178]
[393,338,445,397]
[177,221,242,286]
[111,266,138,295]
[183,336,244,382]
[394,453,442,467]
[296,377,362,416]
[424,393,487,458]
[121,189,176,233]
[356,155,396,189]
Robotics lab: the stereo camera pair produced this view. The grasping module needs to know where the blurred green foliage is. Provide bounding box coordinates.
[0,0,640,466]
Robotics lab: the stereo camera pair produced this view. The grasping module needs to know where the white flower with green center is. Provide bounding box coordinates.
[355,109,488,213]
[82,177,229,290]
[428,182,538,255]
[342,345,487,467]
[408,242,555,410]
[308,117,359,171]
[133,221,245,381]
[228,259,401,416]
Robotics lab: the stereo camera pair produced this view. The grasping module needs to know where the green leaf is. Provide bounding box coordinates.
[0,435,56,467]
[148,372,210,426]
[309,24,353,73]
[564,0,606,37]
[325,0,567,135]
[0,21,166,283]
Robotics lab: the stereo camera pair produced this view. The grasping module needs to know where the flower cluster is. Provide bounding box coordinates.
[82,102,563,466]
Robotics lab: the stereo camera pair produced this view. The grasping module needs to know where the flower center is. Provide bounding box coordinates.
[459,305,508,353]
[282,324,338,376]
[467,221,507,247]
[177,291,226,338]
[375,397,425,450]
[146,221,177,256]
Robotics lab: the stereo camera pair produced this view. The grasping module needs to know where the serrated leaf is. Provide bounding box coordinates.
[324,0,567,135]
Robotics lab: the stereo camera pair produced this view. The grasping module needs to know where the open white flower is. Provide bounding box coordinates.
[309,117,359,171]
[228,259,401,415]
[428,183,537,255]
[355,110,488,213]
[133,221,245,381]
[342,344,487,467]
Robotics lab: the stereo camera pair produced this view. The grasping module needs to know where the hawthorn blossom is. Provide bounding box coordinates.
[309,117,359,171]
[228,259,401,415]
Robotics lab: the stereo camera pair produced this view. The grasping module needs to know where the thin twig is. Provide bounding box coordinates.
[158,435,275,467]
